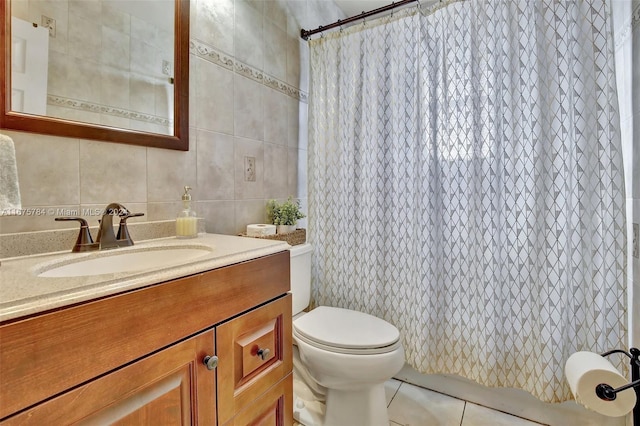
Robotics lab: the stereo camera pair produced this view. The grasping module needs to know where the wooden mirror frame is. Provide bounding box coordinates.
[0,0,189,151]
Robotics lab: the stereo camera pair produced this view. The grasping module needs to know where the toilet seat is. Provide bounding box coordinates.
[293,306,401,355]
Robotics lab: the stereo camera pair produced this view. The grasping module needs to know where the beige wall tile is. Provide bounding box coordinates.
[264,88,288,145]
[147,142,197,202]
[234,75,264,141]
[235,0,264,70]
[234,199,268,234]
[198,200,236,234]
[194,0,234,55]
[9,131,80,206]
[79,141,147,204]
[196,57,235,135]
[197,130,235,200]
[264,142,289,199]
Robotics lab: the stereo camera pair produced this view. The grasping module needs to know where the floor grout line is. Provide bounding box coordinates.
[387,381,402,408]
[459,401,466,426]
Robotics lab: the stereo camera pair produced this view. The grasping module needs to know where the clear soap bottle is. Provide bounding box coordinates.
[176,186,198,238]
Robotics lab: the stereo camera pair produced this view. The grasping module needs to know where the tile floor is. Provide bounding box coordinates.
[295,379,547,426]
[385,379,546,426]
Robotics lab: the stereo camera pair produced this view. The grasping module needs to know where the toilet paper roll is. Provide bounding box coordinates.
[247,224,277,237]
[565,351,636,417]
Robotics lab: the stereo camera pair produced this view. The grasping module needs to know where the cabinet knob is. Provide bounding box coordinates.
[203,355,218,370]
[257,348,271,360]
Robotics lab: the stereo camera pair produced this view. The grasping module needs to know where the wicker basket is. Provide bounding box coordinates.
[240,228,306,246]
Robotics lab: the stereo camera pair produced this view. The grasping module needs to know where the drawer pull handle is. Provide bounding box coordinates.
[257,348,271,360]
[203,355,218,370]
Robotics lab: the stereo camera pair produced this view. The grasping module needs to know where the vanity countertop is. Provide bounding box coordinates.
[0,233,290,322]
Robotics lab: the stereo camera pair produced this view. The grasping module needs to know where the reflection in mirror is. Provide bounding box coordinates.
[11,0,175,135]
[1,0,189,151]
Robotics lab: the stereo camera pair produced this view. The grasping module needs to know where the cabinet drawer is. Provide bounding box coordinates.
[1,331,216,425]
[217,294,292,425]
[223,374,293,426]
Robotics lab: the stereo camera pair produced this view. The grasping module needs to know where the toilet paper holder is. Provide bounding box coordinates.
[597,347,640,425]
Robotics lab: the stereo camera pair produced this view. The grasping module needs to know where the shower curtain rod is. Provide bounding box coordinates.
[300,0,418,40]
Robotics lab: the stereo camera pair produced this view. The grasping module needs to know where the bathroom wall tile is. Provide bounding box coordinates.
[288,147,300,197]
[48,53,102,103]
[79,141,147,205]
[198,200,236,234]
[387,383,465,426]
[297,197,308,229]
[101,65,130,110]
[197,130,235,200]
[0,205,80,235]
[68,0,101,22]
[194,0,234,55]
[235,0,264,71]
[234,75,264,141]
[285,0,310,35]
[287,97,301,149]
[99,114,131,130]
[130,74,156,115]
[297,102,309,150]
[147,201,182,222]
[264,88,288,145]
[264,143,289,199]
[154,82,173,119]
[286,37,302,88]
[265,0,288,31]
[147,142,197,202]
[264,19,288,82]
[130,38,160,79]
[101,3,130,35]
[67,8,101,63]
[462,402,542,426]
[189,55,198,129]
[101,26,130,71]
[130,15,158,46]
[297,148,308,198]
[47,105,101,126]
[196,58,235,135]
[235,199,269,234]
[8,131,80,206]
[234,137,265,200]
[298,40,310,94]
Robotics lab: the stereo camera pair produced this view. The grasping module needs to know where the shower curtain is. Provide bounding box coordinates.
[307,0,627,402]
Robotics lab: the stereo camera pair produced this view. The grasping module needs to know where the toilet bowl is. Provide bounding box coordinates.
[289,244,405,426]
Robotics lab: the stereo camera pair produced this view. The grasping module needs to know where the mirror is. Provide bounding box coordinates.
[0,0,189,151]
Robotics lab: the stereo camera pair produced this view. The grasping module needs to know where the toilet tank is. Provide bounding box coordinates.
[289,243,312,315]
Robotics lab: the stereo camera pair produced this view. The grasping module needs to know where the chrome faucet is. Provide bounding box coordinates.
[55,203,144,252]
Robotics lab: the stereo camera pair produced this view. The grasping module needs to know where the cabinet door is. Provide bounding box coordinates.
[223,374,293,426]
[217,294,292,425]
[2,331,216,426]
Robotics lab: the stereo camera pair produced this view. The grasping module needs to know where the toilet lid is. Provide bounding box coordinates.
[293,306,400,351]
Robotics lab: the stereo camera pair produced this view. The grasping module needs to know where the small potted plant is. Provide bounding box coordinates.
[267,197,305,234]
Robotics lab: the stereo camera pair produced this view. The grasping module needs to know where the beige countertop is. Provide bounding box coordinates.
[0,233,290,322]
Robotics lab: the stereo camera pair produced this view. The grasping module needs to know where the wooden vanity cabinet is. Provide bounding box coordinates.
[0,251,293,426]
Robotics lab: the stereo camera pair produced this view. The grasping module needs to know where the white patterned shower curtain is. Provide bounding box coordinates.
[307,0,627,402]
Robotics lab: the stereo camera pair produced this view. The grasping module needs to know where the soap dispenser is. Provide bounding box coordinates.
[176,186,198,238]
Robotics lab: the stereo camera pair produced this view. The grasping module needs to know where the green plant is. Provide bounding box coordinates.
[267,197,306,226]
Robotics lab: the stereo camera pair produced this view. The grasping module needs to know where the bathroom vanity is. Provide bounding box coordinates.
[0,234,293,425]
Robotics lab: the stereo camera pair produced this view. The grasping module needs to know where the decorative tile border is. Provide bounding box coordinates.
[47,95,173,127]
[190,38,308,103]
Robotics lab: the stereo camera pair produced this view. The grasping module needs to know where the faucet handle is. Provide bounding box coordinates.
[55,217,96,252]
[116,212,145,246]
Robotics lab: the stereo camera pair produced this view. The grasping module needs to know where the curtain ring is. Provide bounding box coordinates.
[338,19,343,33]
[362,14,366,25]
[391,2,395,17]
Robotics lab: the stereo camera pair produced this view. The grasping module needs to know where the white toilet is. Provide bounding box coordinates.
[289,243,405,426]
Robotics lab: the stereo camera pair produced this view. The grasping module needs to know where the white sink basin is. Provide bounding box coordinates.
[37,246,213,278]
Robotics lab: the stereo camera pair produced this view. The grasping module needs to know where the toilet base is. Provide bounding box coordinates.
[293,376,389,426]
[324,386,389,426]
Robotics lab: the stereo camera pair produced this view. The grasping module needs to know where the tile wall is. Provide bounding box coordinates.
[0,0,345,240]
